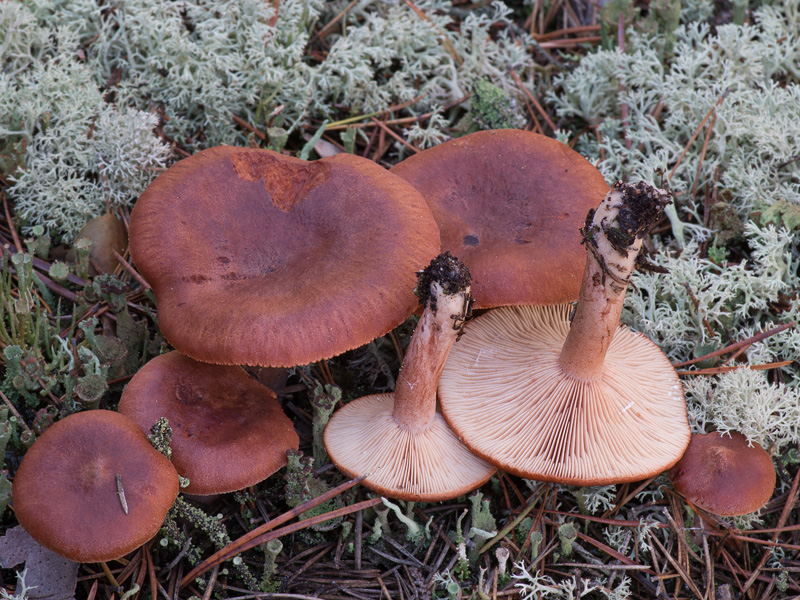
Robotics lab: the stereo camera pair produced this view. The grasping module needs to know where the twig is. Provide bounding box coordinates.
[86,580,99,600]
[647,531,704,599]
[370,118,418,153]
[533,24,601,41]
[741,452,800,594]
[405,0,462,66]
[146,544,158,600]
[354,507,363,570]
[326,94,428,129]
[552,563,650,571]
[509,71,543,134]
[180,474,373,586]
[267,0,279,28]
[0,388,34,437]
[200,565,219,600]
[113,250,151,290]
[682,282,717,338]
[617,13,631,151]
[509,70,556,132]
[690,110,716,199]
[604,477,657,519]
[593,125,606,162]
[313,0,359,41]
[538,36,601,48]
[676,360,793,376]
[672,320,795,367]
[480,488,541,556]
[2,192,23,254]
[702,527,714,600]
[669,88,730,180]
[232,114,266,140]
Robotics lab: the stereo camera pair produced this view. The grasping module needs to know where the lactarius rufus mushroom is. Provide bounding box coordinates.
[324,253,495,501]
[118,351,299,495]
[129,146,440,367]
[12,410,179,562]
[669,431,775,516]
[391,130,609,308]
[439,181,691,485]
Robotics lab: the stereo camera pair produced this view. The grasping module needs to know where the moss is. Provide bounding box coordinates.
[469,78,525,131]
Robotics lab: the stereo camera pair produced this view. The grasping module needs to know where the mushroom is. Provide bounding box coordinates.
[439,181,691,485]
[12,410,179,562]
[129,146,440,367]
[118,351,299,495]
[391,130,609,308]
[669,431,775,516]
[324,253,495,501]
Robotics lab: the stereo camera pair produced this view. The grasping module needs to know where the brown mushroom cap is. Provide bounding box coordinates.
[323,394,495,501]
[129,146,440,367]
[118,351,299,495]
[668,431,775,516]
[12,410,179,563]
[438,304,690,485]
[391,130,608,309]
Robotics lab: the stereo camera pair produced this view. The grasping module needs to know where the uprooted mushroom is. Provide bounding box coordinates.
[324,253,495,501]
[439,181,691,485]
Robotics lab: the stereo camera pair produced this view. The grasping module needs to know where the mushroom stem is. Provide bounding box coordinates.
[393,254,472,434]
[559,181,671,381]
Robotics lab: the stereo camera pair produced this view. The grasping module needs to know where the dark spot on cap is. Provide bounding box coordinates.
[183,274,209,284]
[463,234,480,247]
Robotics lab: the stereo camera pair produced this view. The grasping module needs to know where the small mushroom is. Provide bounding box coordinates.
[12,410,179,563]
[439,181,691,485]
[669,431,775,516]
[75,211,128,275]
[129,146,440,367]
[118,351,299,495]
[324,253,495,501]
[391,130,609,308]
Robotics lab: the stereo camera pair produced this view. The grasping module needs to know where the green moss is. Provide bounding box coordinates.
[470,78,524,131]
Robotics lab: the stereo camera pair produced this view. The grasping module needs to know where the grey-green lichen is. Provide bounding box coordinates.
[1,0,541,239]
[0,2,170,241]
[549,3,800,229]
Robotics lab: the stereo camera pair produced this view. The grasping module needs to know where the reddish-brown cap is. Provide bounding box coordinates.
[118,351,299,495]
[391,130,608,308]
[12,410,179,563]
[669,431,775,516]
[324,394,495,501]
[129,146,440,367]
[439,304,690,485]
